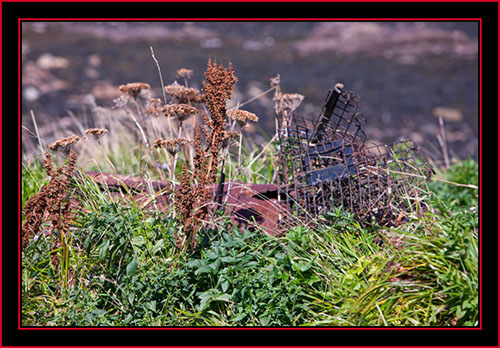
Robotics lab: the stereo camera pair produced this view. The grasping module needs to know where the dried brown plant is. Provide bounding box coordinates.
[174,128,211,250]
[119,82,151,99]
[48,135,80,156]
[84,128,108,141]
[162,103,199,122]
[176,68,193,80]
[22,149,78,263]
[154,137,191,156]
[202,58,237,184]
[274,93,304,114]
[269,74,281,87]
[164,82,204,104]
[222,130,239,148]
[227,109,259,128]
[173,59,237,250]
[145,98,164,117]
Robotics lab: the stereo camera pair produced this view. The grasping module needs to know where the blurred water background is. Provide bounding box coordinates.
[21,21,478,163]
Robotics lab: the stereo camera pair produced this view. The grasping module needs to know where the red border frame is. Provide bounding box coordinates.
[15,14,483,336]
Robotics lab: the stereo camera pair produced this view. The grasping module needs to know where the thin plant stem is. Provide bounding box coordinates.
[161,147,172,180]
[150,46,174,140]
[171,152,178,183]
[228,86,277,110]
[134,98,159,141]
[123,107,150,147]
[30,110,45,159]
[437,116,450,169]
[97,140,117,175]
[246,133,277,170]
[237,131,243,180]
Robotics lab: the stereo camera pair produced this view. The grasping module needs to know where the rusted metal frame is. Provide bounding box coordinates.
[330,94,357,141]
[312,84,344,142]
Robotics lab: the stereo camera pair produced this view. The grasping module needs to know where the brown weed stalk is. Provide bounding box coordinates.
[173,59,237,250]
[22,149,78,277]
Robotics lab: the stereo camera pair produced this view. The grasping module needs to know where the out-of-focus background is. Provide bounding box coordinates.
[21,21,478,163]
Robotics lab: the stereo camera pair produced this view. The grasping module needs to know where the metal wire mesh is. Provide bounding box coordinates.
[276,83,433,226]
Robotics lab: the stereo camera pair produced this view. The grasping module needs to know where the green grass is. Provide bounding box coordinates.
[21,155,478,327]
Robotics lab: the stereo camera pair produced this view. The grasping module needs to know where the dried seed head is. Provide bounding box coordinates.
[148,98,163,106]
[153,138,167,148]
[164,81,204,103]
[162,103,199,122]
[269,74,281,87]
[84,128,108,141]
[48,135,80,155]
[222,130,239,148]
[119,82,151,99]
[154,137,191,156]
[112,94,129,109]
[177,68,193,79]
[227,109,259,127]
[277,93,304,113]
[145,98,164,117]
[164,81,184,96]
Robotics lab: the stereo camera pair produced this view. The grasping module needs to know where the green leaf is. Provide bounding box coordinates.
[131,236,145,246]
[98,240,110,262]
[145,300,157,312]
[214,293,231,302]
[126,256,139,276]
[194,266,212,275]
[221,256,236,263]
[231,312,247,323]
[152,239,164,254]
[221,279,230,293]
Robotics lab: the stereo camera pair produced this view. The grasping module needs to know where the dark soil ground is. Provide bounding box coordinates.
[21,21,479,164]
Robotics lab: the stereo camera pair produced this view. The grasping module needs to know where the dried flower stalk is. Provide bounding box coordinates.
[227,109,259,128]
[119,82,151,99]
[48,135,80,156]
[154,137,191,156]
[84,128,108,141]
[173,59,237,250]
[177,68,193,79]
[22,148,78,279]
[164,82,204,104]
[162,103,199,122]
[275,93,304,114]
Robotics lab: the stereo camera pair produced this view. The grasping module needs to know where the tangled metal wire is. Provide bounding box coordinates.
[275,83,434,226]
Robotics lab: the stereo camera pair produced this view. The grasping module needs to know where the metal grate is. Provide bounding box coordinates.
[275,83,433,226]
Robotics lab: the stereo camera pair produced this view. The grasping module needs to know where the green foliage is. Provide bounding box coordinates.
[21,159,478,327]
[429,159,478,210]
[21,159,49,210]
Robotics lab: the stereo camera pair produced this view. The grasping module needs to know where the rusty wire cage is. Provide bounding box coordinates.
[275,83,433,226]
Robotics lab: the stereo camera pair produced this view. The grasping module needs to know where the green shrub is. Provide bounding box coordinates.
[21,158,479,327]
